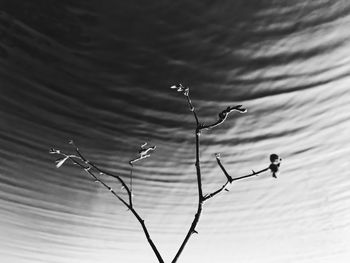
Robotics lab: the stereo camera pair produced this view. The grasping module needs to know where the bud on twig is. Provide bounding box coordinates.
[55,157,69,168]
[269,154,282,178]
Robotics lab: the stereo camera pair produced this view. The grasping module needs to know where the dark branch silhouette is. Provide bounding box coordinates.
[50,84,281,263]
[50,142,164,263]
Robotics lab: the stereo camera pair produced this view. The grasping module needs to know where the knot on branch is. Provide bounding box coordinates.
[269,154,282,178]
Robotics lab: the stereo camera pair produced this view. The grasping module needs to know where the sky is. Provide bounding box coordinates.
[1,1,350,262]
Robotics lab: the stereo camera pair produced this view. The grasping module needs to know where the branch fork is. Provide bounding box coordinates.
[50,85,281,263]
[50,140,164,263]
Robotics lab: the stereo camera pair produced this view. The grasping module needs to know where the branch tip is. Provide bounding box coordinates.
[55,156,69,168]
[170,83,189,97]
[49,148,60,154]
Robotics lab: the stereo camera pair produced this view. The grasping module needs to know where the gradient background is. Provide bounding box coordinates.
[1,0,350,262]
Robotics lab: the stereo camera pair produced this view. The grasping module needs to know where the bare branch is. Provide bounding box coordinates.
[55,151,130,208]
[214,153,233,183]
[203,154,273,201]
[171,85,204,262]
[69,140,134,208]
[203,180,231,201]
[129,142,156,165]
[51,143,165,263]
[171,84,199,125]
[51,86,280,263]
[200,105,247,130]
[170,85,280,261]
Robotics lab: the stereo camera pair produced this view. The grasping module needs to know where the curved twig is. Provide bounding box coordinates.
[51,85,279,263]
[50,145,164,263]
[203,154,270,201]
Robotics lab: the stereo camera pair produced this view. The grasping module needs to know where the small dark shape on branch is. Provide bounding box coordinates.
[269,154,282,178]
[50,85,280,263]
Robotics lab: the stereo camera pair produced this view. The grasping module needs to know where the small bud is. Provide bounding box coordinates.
[270,154,281,164]
[269,154,282,178]
[170,84,183,90]
[49,148,59,154]
[55,157,68,168]
[214,153,221,159]
[183,88,189,96]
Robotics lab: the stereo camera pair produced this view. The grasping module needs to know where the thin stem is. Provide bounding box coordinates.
[203,180,230,201]
[215,156,233,183]
[172,129,203,263]
[200,105,246,130]
[67,156,130,207]
[186,92,199,126]
[172,91,203,262]
[203,157,270,201]
[129,207,164,263]
[56,150,164,263]
[172,92,258,262]
[231,167,269,181]
[74,146,134,208]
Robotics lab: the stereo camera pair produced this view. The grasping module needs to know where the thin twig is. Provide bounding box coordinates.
[200,105,247,130]
[51,84,279,263]
[129,143,156,165]
[215,153,233,183]
[69,141,134,208]
[62,153,130,208]
[51,146,165,263]
[171,86,254,262]
[172,89,204,263]
[203,154,270,201]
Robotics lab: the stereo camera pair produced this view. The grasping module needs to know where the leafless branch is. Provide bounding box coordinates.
[50,143,164,263]
[200,105,247,130]
[170,85,279,262]
[203,153,271,201]
[50,85,281,263]
[129,142,156,165]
